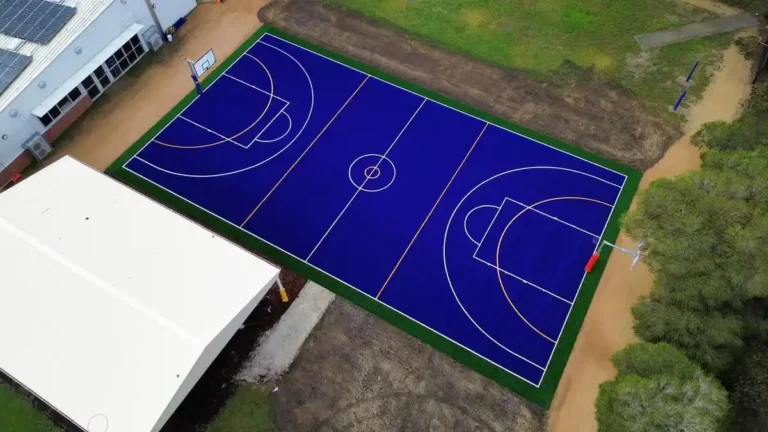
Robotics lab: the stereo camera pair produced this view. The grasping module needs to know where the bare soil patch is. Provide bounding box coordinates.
[162,271,306,432]
[271,298,545,431]
[260,0,678,170]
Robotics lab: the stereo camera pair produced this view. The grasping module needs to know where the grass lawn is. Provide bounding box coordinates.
[206,384,275,432]
[1,379,275,432]
[326,0,735,123]
[0,382,62,432]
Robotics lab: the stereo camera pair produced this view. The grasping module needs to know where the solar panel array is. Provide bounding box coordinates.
[0,0,77,45]
[0,48,32,95]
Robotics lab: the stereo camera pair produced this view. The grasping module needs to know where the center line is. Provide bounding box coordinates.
[306,98,428,260]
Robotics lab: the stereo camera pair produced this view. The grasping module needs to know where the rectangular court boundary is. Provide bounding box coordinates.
[107,24,642,408]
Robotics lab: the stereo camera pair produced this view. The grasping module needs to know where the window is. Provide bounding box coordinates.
[94,66,110,88]
[56,97,72,113]
[110,63,122,78]
[102,34,146,82]
[37,84,85,128]
[81,75,100,99]
[40,113,53,127]
[67,87,81,101]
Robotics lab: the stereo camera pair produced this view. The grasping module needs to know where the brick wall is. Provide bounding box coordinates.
[0,151,33,188]
[42,95,94,143]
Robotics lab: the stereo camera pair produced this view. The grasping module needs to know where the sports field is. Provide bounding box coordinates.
[110,27,639,404]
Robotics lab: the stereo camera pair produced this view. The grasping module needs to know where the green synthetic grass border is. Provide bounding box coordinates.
[107,24,641,408]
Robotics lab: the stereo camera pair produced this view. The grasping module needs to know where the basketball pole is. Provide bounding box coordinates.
[585,240,645,273]
[186,59,203,96]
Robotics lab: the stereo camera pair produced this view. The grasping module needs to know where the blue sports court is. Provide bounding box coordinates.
[122,31,627,387]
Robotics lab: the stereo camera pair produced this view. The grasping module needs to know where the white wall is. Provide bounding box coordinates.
[0,0,161,167]
[150,0,198,30]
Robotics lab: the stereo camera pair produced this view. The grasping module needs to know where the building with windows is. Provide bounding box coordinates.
[0,0,197,187]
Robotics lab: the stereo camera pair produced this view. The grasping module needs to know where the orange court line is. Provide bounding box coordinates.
[376,122,489,299]
[240,76,370,227]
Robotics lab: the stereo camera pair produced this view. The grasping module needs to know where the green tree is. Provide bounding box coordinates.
[623,149,768,373]
[596,343,729,432]
[723,344,768,432]
[692,83,768,151]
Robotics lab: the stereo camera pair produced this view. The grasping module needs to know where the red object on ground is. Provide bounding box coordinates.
[585,252,600,273]
[10,173,22,184]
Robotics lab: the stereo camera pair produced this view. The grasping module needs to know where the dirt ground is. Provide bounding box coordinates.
[40,0,268,172]
[162,270,307,432]
[259,0,677,170]
[271,298,545,431]
[36,0,756,430]
[546,38,755,432]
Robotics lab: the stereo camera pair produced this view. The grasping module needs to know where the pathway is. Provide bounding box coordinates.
[635,12,758,49]
[547,37,756,432]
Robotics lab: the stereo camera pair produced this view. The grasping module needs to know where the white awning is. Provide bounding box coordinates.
[0,157,279,432]
[32,23,144,117]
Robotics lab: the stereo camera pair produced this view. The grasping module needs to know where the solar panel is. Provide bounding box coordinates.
[0,0,77,45]
[0,48,32,95]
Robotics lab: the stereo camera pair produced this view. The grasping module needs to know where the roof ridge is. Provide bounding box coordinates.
[0,216,203,348]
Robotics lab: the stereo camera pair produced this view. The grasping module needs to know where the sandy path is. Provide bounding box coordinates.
[41,0,267,172]
[546,39,755,432]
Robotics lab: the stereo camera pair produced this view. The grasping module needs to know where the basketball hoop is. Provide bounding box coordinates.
[186,49,217,96]
[585,239,645,273]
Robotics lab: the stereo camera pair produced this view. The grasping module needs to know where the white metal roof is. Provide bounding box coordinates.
[0,0,114,113]
[0,157,279,432]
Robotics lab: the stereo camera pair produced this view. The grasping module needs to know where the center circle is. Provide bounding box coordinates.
[348,153,397,193]
[364,166,381,179]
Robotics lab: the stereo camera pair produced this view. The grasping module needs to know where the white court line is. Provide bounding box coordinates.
[240,75,370,227]
[539,175,627,381]
[155,43,283,150]
[261,34,628,184]
[223,72,289,104]
[305,98,428,260]
[441,165,625,386]
[179,116,248,148]
[472,205,503,257]
[376,123,490,300]
[121,164,545,387]
[126,32,629,387]
[472,256,573,304]
[252,109,293,144]
[463,205,500,245]
[123,31,272,164]
[501,197,603,238]
[127,36,316,178]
